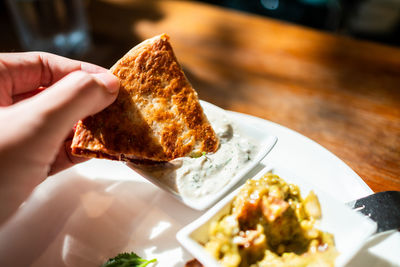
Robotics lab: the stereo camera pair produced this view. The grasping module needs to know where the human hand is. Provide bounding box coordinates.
[0,52,119,223]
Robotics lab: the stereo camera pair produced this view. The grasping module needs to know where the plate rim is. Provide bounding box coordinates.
[227,110,373,198]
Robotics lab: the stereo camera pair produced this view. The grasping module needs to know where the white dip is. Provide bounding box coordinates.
[175,108,258,199]
[139,106,258,201]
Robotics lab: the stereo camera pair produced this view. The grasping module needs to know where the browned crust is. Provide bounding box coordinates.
[71,34,219,162]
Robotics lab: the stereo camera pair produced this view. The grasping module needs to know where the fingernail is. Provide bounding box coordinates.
[93,73,120,93]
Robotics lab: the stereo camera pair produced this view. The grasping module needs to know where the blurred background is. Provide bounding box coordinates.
[199,0,400,46]
[1,0,400,62]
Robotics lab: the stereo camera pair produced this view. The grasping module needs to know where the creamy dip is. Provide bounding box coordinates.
[139,106,259,201]
[175,108,258,199]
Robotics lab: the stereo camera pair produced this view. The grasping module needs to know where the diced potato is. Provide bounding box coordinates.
[304,191,322,219]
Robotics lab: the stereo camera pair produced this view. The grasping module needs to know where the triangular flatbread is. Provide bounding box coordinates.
[71,34,219,162]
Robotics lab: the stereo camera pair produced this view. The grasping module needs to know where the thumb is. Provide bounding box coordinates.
[29,70,119,140]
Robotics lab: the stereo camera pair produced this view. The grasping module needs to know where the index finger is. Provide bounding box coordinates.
[0,52,108,97]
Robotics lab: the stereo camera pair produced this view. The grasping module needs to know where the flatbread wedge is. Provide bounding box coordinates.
[71,34,219,162]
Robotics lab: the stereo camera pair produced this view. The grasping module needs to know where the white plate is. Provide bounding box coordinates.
[177,166,377,267]
[0,103,398,267]
[127,101,278,210]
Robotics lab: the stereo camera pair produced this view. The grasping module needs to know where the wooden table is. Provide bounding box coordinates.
[1,0,399,192]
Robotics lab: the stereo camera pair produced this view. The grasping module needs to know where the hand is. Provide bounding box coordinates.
[0,52,119,223]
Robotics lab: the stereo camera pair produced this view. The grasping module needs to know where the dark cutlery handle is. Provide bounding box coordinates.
[352,191,400,233]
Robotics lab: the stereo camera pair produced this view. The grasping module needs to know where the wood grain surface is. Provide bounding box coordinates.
[1,0,399,192]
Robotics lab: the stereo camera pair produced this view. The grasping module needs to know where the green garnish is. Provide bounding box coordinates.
[191,151,207,158]
[101,252,156,267]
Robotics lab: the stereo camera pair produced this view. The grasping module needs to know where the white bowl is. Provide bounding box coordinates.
[177,166,377,267]
[127,101,277,210]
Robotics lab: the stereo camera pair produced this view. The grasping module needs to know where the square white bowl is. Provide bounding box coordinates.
[177,165,377,267]
[128,101,277,210]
